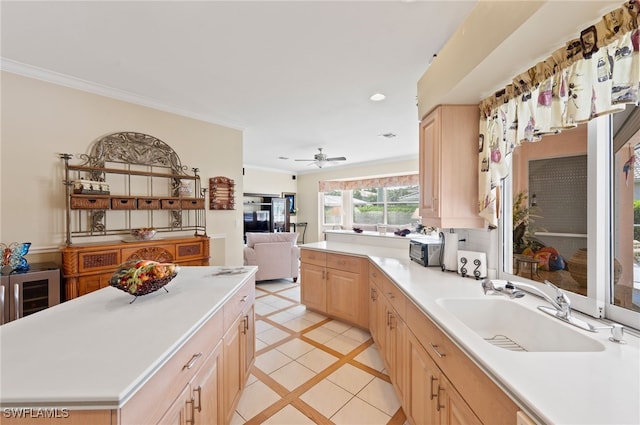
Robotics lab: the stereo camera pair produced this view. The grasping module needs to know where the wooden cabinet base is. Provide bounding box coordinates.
[62,236,210,300]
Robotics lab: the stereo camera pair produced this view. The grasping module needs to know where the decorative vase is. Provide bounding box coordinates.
[568,248,622,287]
[568,248,588,287]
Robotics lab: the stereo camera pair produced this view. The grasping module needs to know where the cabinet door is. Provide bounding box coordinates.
[420,107,441,219]
[406,333,440,425]
[300,263,326,312]
[243,305,255,379]
[222,315,244,423]
[440,375,482,425]
[327,268,362,325]
[157,384,191,425]
[78,273,112,296]
[386,307,406,405]
[192,342,222,425]
[368,282,381,344]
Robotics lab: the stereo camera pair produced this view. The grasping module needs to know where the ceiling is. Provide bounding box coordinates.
[0,1,477,174]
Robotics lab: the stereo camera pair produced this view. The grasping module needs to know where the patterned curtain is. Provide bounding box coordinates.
[478,0,640,227]
[319,174,419,192]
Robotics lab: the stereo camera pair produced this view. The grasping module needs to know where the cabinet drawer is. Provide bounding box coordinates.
[175,241,204,261]
[406,300,447,368]
[369,266,385,288]
[111,197,136,210]
[137,197,160,210]
[181,198,205,209]
[122,245,176,264]
[327,253,365,272]
[78,250,121,273]
[382,277,406,318]
[408,304,519,424]
[223,279,255,330]
[70,195,110,210]
[120,309,224,425]
[300,249,326,266]
[78,273,112,296]
[161,198,181,209]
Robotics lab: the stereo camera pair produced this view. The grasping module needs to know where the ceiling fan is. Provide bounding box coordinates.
[294,148,347,168]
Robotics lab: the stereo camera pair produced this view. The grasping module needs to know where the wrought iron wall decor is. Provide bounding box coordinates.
[61,132,207,244]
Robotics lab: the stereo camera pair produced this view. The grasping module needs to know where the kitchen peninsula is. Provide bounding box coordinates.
[0,266,257,425]
[300,241,640,425]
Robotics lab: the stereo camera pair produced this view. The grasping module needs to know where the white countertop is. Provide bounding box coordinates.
[0,266,257,409]
[301,241,640,425]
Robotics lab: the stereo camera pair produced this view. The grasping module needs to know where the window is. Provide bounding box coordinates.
[503,109,640,329]
[353,185,420,226]
[322,190,343,226]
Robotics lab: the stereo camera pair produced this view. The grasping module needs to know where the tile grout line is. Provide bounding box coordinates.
[243,281,405,425]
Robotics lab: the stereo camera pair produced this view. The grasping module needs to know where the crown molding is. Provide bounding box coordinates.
[0,58,244,131]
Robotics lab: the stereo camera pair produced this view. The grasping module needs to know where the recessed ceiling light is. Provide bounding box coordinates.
[278,156,289,160]
[370,93,386,102]
[379,133,397,139]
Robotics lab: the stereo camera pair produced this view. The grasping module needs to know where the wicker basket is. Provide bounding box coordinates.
[109,260,178,302]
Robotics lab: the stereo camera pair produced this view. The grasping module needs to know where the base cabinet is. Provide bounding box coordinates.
[222,302,255,424]
[62,236,210,300]
[300,249,368,328]
[406,333,481,425]
[369,264,518,425]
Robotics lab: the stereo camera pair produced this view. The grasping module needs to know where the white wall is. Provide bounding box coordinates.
[243,166,297,196]
[1,71,245,266]
[296,158,419,243]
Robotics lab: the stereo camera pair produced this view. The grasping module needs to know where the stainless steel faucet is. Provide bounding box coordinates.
[482,279,600,334]
[482,279,627,341]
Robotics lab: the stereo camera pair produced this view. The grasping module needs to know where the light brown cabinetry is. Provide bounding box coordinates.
[222,281,256,424]
[419,105,484,229]
[61,236,210,300]
[369,263,518,424]
[406,300,518,424]
[125,278,254,425]
[406,332,481,425]
[369,266,406,403]
[300,249,369,328]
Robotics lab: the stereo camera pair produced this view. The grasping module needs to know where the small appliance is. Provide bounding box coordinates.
[409,237,443,267]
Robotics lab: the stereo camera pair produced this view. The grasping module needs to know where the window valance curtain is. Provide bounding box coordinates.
[319,174,418,192]
[478,0,640,227]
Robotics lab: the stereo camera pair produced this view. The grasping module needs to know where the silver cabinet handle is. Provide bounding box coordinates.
[436,385,445,411]
[186,397,195,424]
[183,352,203,370]
[14,283,21,320]
[193,386,202,412]
[429,342,446,358]
[241,295,248,302]
[430,376,438,400]
[0,285,5,325]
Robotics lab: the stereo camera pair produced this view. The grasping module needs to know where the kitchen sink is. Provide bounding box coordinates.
[436,297,605,352]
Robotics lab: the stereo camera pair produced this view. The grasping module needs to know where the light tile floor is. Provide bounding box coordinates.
[233,280,407,425]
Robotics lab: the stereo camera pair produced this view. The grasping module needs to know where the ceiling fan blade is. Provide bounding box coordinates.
[326,156,346,161]
[294,159,315,161]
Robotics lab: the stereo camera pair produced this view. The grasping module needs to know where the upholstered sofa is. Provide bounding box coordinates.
[243,232,300,282]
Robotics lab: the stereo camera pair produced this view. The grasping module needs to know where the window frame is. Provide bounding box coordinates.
[500,115,640,329]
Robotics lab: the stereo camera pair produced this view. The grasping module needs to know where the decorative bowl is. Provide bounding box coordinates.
[109,260,179,302]
[131,228,157,240]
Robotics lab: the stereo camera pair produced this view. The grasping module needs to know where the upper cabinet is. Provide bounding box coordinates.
[419,105,484,229]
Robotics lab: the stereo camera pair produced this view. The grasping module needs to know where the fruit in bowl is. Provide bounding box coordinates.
[131,227,157,240]
[110,260,179,300]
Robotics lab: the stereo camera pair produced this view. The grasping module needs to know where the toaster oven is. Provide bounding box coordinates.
[409,238,443,267]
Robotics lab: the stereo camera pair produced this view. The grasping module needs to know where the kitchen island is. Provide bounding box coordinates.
[300,241,640,425]
[0,266,257,424]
